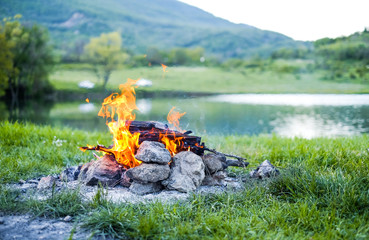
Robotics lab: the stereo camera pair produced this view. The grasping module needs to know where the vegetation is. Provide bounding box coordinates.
[0,0,305,60]
[314,30,369,83]
[131,47,209,67]
[50,64,369,94]
[0,121,110,183]
[84,32,129,89]
[0,122,368,239]
[0,16,53,99]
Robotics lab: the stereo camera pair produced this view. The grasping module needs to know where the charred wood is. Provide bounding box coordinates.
[203,147,249,168]
[225,159,248,168]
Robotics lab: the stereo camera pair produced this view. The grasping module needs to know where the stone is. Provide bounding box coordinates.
[129,181,163,195]
[201,171,227,186]
[60,165,82,182]
[135,141,172,164]
[37,176,56,189]
[120,171,132,187]
[79,155,123,186]
[78,161,93,180]
[202,153,225,174]
[18,179,26,184]
[201,175,223,186]
[0,218,4,224]
[162,151,205,193]
[249,160,280,179]
[213,171,227,180]
[126,163,170,183]
[63,216,72,222]
[224,178,243,189]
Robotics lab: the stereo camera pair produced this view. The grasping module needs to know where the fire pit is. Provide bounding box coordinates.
[69,78,250,195]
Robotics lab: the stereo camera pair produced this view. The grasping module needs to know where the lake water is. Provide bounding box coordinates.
[3,94,369,138]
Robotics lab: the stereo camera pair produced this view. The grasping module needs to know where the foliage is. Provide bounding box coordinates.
[314,31,369,83]
[130,47,208,67]
[0,24,12,96]
[0,0,307,60]
[0,15,54,99]
[0,122,368,239]
[271,46,313,59]
[83,32,128,89]
[50,65,369,94]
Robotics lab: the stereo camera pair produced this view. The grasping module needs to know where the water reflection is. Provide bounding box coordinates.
[271,113,359,139]
[208,94,369,106]
[79,103,95,113]
[136,99,152,115]
[2,94,369,138]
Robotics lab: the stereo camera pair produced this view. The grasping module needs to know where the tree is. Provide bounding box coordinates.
[84,32,128,89]
[0,25,12,97]
[0,15,53,100]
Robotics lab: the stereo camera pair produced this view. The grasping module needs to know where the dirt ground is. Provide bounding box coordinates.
[0,214,98,240]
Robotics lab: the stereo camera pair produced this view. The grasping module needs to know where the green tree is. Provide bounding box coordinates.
[1,15,53,99]
[0,25,12,97]
[84,32,128,89]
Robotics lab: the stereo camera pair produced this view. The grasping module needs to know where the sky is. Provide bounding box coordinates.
[179,0,369,41]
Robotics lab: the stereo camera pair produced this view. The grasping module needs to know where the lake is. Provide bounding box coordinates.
[3,94,369,138]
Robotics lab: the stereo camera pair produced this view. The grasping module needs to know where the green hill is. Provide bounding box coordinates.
[0,0,308,59]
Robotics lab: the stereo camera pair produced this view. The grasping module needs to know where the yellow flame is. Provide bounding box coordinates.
[167,107,186,132]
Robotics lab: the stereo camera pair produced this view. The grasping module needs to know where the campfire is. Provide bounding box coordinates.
[75,78,249,194]
[80,78,204,167]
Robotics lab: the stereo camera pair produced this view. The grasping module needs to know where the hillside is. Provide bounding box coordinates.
[0,0,308,59]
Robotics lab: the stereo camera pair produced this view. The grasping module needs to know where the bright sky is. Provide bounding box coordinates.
[179,0,369,41]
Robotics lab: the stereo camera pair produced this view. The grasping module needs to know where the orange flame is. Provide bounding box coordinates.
[96,78,142,168]
[86,98,89,103]
[160,135,184,157]
[167,107,186,132]
[161,64,168,72]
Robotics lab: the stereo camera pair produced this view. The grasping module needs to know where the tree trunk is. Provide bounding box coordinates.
[103,71,111,89]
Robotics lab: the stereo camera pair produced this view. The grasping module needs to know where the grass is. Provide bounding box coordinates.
[50,64,369,94]
[0,121,111,183]
[0,122,368,239]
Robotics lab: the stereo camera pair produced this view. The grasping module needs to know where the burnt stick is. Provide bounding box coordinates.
[203,147,249,166]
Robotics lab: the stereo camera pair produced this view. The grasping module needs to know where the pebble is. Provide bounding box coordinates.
[63,216,72,222]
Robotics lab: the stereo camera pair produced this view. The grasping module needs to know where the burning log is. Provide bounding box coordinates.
[127,121,204,155]
[81,120,248,168]
[80,121,205,156]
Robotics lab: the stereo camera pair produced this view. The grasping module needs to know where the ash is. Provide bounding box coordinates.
[9,176,243,205]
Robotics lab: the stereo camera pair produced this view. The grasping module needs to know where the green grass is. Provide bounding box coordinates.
[0,121,111,183]
[0,122,368,239]
[50,64,369,94]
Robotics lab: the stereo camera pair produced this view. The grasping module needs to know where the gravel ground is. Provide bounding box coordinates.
[0,214,97,240]
[1,177,244,239]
